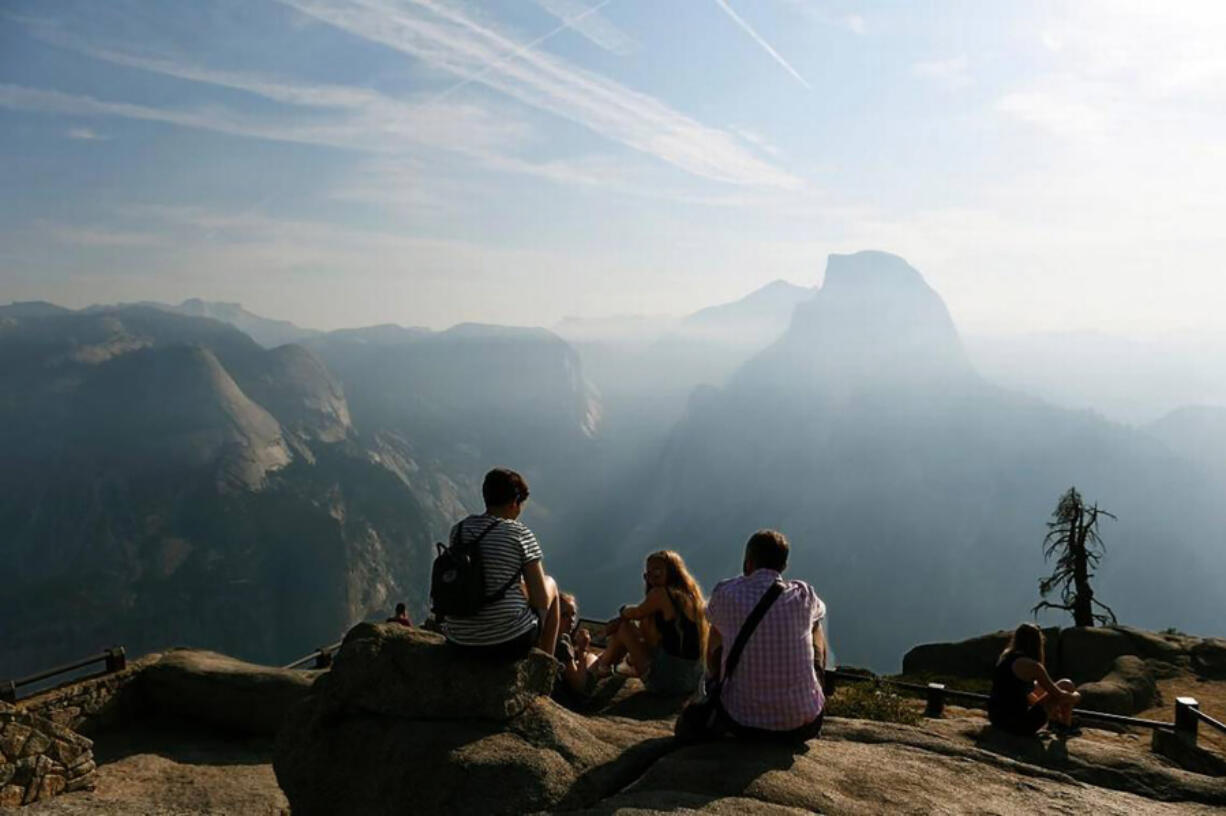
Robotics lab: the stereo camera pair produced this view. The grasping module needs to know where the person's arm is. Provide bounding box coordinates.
[564,629,592,692]
[706,626,724,677]
[618,587,668,620]
[523,559,550,612]
[812,624,827,670]
[1013,657,1075,701]
[810,588,827,669]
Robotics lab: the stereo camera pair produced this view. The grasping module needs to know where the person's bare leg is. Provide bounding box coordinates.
[594,630,627,675]
[536,575,561,655]
[619,621,652,676]
[1054,679,1079,726]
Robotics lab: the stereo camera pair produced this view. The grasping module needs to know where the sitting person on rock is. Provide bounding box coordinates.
[593,550,707,695]
[441,468,561,658]
[386,602,413,627]
[705,529,827,741]
[553,591,599,704]
[989,622,1081,737]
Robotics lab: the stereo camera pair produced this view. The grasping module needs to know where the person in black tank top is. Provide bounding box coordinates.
[593,550,707,695]
[989,623,1081,736]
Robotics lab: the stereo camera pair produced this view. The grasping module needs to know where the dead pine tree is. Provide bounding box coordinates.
[1032,486,1118,628]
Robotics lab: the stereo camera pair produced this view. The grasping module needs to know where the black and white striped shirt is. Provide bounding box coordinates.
[440,513,543,646]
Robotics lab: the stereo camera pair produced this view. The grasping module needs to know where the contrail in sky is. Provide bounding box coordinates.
[712,0,811,89]
[430,0,617,104]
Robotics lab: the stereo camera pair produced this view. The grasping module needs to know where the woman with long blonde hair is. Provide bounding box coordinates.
[593,550,708,695]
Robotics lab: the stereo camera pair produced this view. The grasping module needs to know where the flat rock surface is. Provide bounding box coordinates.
[3,725,287,816]
[18,640,1226,815]
[16,710,1226,815]
[572,717,1226,815]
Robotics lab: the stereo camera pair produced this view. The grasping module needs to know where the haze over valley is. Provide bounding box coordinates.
[4,250,1226,676]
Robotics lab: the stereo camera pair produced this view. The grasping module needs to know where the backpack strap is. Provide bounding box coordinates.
[456,517,524,605]
[455,517,502,552]
[723,580,784,685]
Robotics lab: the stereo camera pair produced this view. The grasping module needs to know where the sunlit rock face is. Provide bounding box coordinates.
[0,307,439,678]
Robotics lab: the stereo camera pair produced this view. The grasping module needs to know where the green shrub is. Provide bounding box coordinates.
[826,681,922,726]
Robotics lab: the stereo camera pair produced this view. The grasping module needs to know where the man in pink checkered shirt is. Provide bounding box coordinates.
[705,529,827,739]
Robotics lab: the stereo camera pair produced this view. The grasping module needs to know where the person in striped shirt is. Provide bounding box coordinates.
[441,468,561,658]
[706,529,827,740]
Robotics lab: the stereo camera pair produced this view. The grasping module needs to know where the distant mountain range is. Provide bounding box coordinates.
[0,304,594,676]
[555,252,1226,669]
[3,263,1226,675]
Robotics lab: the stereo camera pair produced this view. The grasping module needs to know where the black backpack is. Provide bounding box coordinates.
[430,517,521,618]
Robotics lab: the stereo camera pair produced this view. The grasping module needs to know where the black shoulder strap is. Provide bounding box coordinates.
[723,581,784,684]
[455,517,501,551]
[458,517,527,604]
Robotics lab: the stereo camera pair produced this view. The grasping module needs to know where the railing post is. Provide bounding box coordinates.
[313,648,333,669]
[925,683,946,718]
[104,646,126,674]
[1,680,15,703]
[1175,697,1200,744]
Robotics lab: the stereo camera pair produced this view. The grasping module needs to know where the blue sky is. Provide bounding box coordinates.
[3,1,1225,333]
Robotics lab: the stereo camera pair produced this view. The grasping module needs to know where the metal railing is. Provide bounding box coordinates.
[1180,697,1226,741]
[823,668,1226,757]
[581,621,1208,741]
[1,647,126,703]
[282,641,343,671]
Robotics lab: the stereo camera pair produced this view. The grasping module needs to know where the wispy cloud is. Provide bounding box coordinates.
[779,1,866,36]
[912,55,971,89]
[0,82,528,158]
[275,0,800,188]
[711,0,810,89]
[47,224,166,247]
[533,0,635,55]
[66,127,107,140]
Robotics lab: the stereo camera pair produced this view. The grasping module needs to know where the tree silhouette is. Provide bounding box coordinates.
[1032,487,1118,627]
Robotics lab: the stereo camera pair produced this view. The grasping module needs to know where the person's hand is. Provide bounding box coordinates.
[575,628,591,653]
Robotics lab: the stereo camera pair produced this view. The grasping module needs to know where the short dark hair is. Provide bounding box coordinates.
[482,467,529,508]
[394,602,406,615]
[745,529,789,572]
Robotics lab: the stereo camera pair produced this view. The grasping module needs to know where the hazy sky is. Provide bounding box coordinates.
[3,1,1225,333]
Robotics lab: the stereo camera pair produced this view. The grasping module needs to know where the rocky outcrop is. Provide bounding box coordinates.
[1191,639,1226,679]
[272,624,1226,815]
[1077,655,1159,715]
[1058,626,1190,682]
[137,649,317,736]
[315,622,557,722]
[902,628,1059,679]
[274,624,674,815]
[902,626,1223,715]
[0,702,95,807]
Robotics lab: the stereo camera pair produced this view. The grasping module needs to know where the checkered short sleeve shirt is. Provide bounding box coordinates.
[706,569,826,731]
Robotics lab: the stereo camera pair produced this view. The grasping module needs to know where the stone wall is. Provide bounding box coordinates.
[13,653,160,735]
[0,701,96,807]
